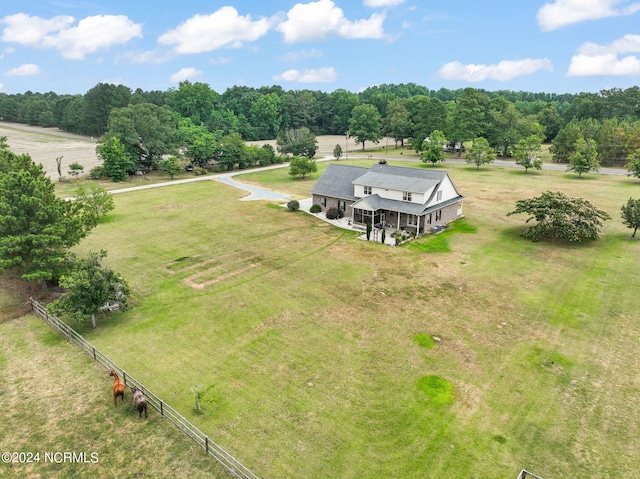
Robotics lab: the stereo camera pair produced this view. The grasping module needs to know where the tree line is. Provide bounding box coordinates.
[2,82,640,170]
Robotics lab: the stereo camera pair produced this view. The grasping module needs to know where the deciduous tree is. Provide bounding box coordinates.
[514,135,544,173]
[288,156,317,179]
[624,149,640,179]
[333,143,342,161]
[621,197,640,238]
[465,137,495,169]
[97,136,135,182]
[568,137,599,177]
[74,184,115,225]
[349,104,382,150]
[420,130,447,166]
[47,251,130,328]
[507,191,610,242]
[106,102,179,170]
[276,127,318,157]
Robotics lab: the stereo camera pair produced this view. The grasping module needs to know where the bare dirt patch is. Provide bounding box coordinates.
[0,122,99,180]
[246,134,393,156]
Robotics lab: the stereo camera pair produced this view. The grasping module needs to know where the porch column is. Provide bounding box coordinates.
[417,215,421,235]
[397,211,400,230]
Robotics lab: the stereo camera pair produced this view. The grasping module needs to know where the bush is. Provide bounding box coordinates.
[89,166,106,180]
[326,208,343,220]
[310,204,322,213]
[326,208,339,219]
[287,200,300,211]
[193,166,208,176]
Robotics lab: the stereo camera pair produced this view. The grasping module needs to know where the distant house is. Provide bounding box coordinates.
[310,163,465,234]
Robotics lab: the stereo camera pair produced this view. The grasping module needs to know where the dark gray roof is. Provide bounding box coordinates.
[310,163,366,200]
[312,163,464,214]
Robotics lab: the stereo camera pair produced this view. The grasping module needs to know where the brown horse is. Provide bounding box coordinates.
[131,387,148,418]
[110,370,125,407]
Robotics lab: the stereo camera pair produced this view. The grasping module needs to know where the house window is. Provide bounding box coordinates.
[338,200,346,211]
[407,214,418,227]
[321,197,327,207]
[436,190,442,201]
[364,186,372,195]
[403,191,412,201]
[435,210,442,221]
[426,213,432,225]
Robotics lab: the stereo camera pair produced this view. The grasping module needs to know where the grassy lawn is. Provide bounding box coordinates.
[36,158,638,479]
[47,160,640,478]
[0,315,230,479]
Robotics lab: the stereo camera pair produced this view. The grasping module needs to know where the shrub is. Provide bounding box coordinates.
[89,166,106,180]
[326,208,343,220]
[287,200,300,211]
[310,204,322,213]
[193,166,208,176]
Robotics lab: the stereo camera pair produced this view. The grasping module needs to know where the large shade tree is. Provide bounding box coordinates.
[349,104,382,150]
[507,191,610,242]
[276,127,318,158]
[105,102,179,170]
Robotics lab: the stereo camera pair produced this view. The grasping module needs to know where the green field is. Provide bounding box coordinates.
[4,157,640,478]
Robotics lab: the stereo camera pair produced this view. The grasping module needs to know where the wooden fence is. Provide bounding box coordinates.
[29,298,260,479]
[517,470,545,479]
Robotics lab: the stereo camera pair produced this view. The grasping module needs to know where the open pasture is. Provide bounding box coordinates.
[58,158,640,479]
[0,315,231,479]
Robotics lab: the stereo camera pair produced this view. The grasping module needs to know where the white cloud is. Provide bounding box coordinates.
[437,58,553,82]
[537,0,640,31]
[568,34,640,76]
[364,0,405,6]
[169,67,203,83]
[276,48,323,62]
[273,67,337,83]
[277,0,385,43]
[5,63,40,76]
[158,6,271,54]
[0,13,142,59]
[209,56,232,65]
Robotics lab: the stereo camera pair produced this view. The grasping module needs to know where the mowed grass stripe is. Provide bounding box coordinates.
[44,160,640,478]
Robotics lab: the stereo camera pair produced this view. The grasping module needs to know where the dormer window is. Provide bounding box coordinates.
[437,190,442,201]
[403,191,412,201]
[364,186,372,195]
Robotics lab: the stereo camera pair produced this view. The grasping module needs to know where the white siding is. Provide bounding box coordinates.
[426,177,458,207]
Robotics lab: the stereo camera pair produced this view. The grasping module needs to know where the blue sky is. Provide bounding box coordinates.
[1,0,639,95]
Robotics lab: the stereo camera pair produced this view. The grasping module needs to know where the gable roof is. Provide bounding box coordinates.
[312,163,464,211]
[310,163,365,200]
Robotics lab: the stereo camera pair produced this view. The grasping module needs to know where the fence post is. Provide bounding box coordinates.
[205,437,209,455]
[160,401,164,416]
[92,347,96,361]
[123,371,127,386]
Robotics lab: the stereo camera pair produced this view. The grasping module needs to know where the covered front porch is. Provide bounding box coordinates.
[352,204,437,236]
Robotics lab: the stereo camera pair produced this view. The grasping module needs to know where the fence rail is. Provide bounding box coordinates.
[517,470,545,479]
[29,298,260,479]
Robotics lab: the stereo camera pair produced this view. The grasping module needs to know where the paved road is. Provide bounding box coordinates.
[106,162,302,200]
[105,152,630,203]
